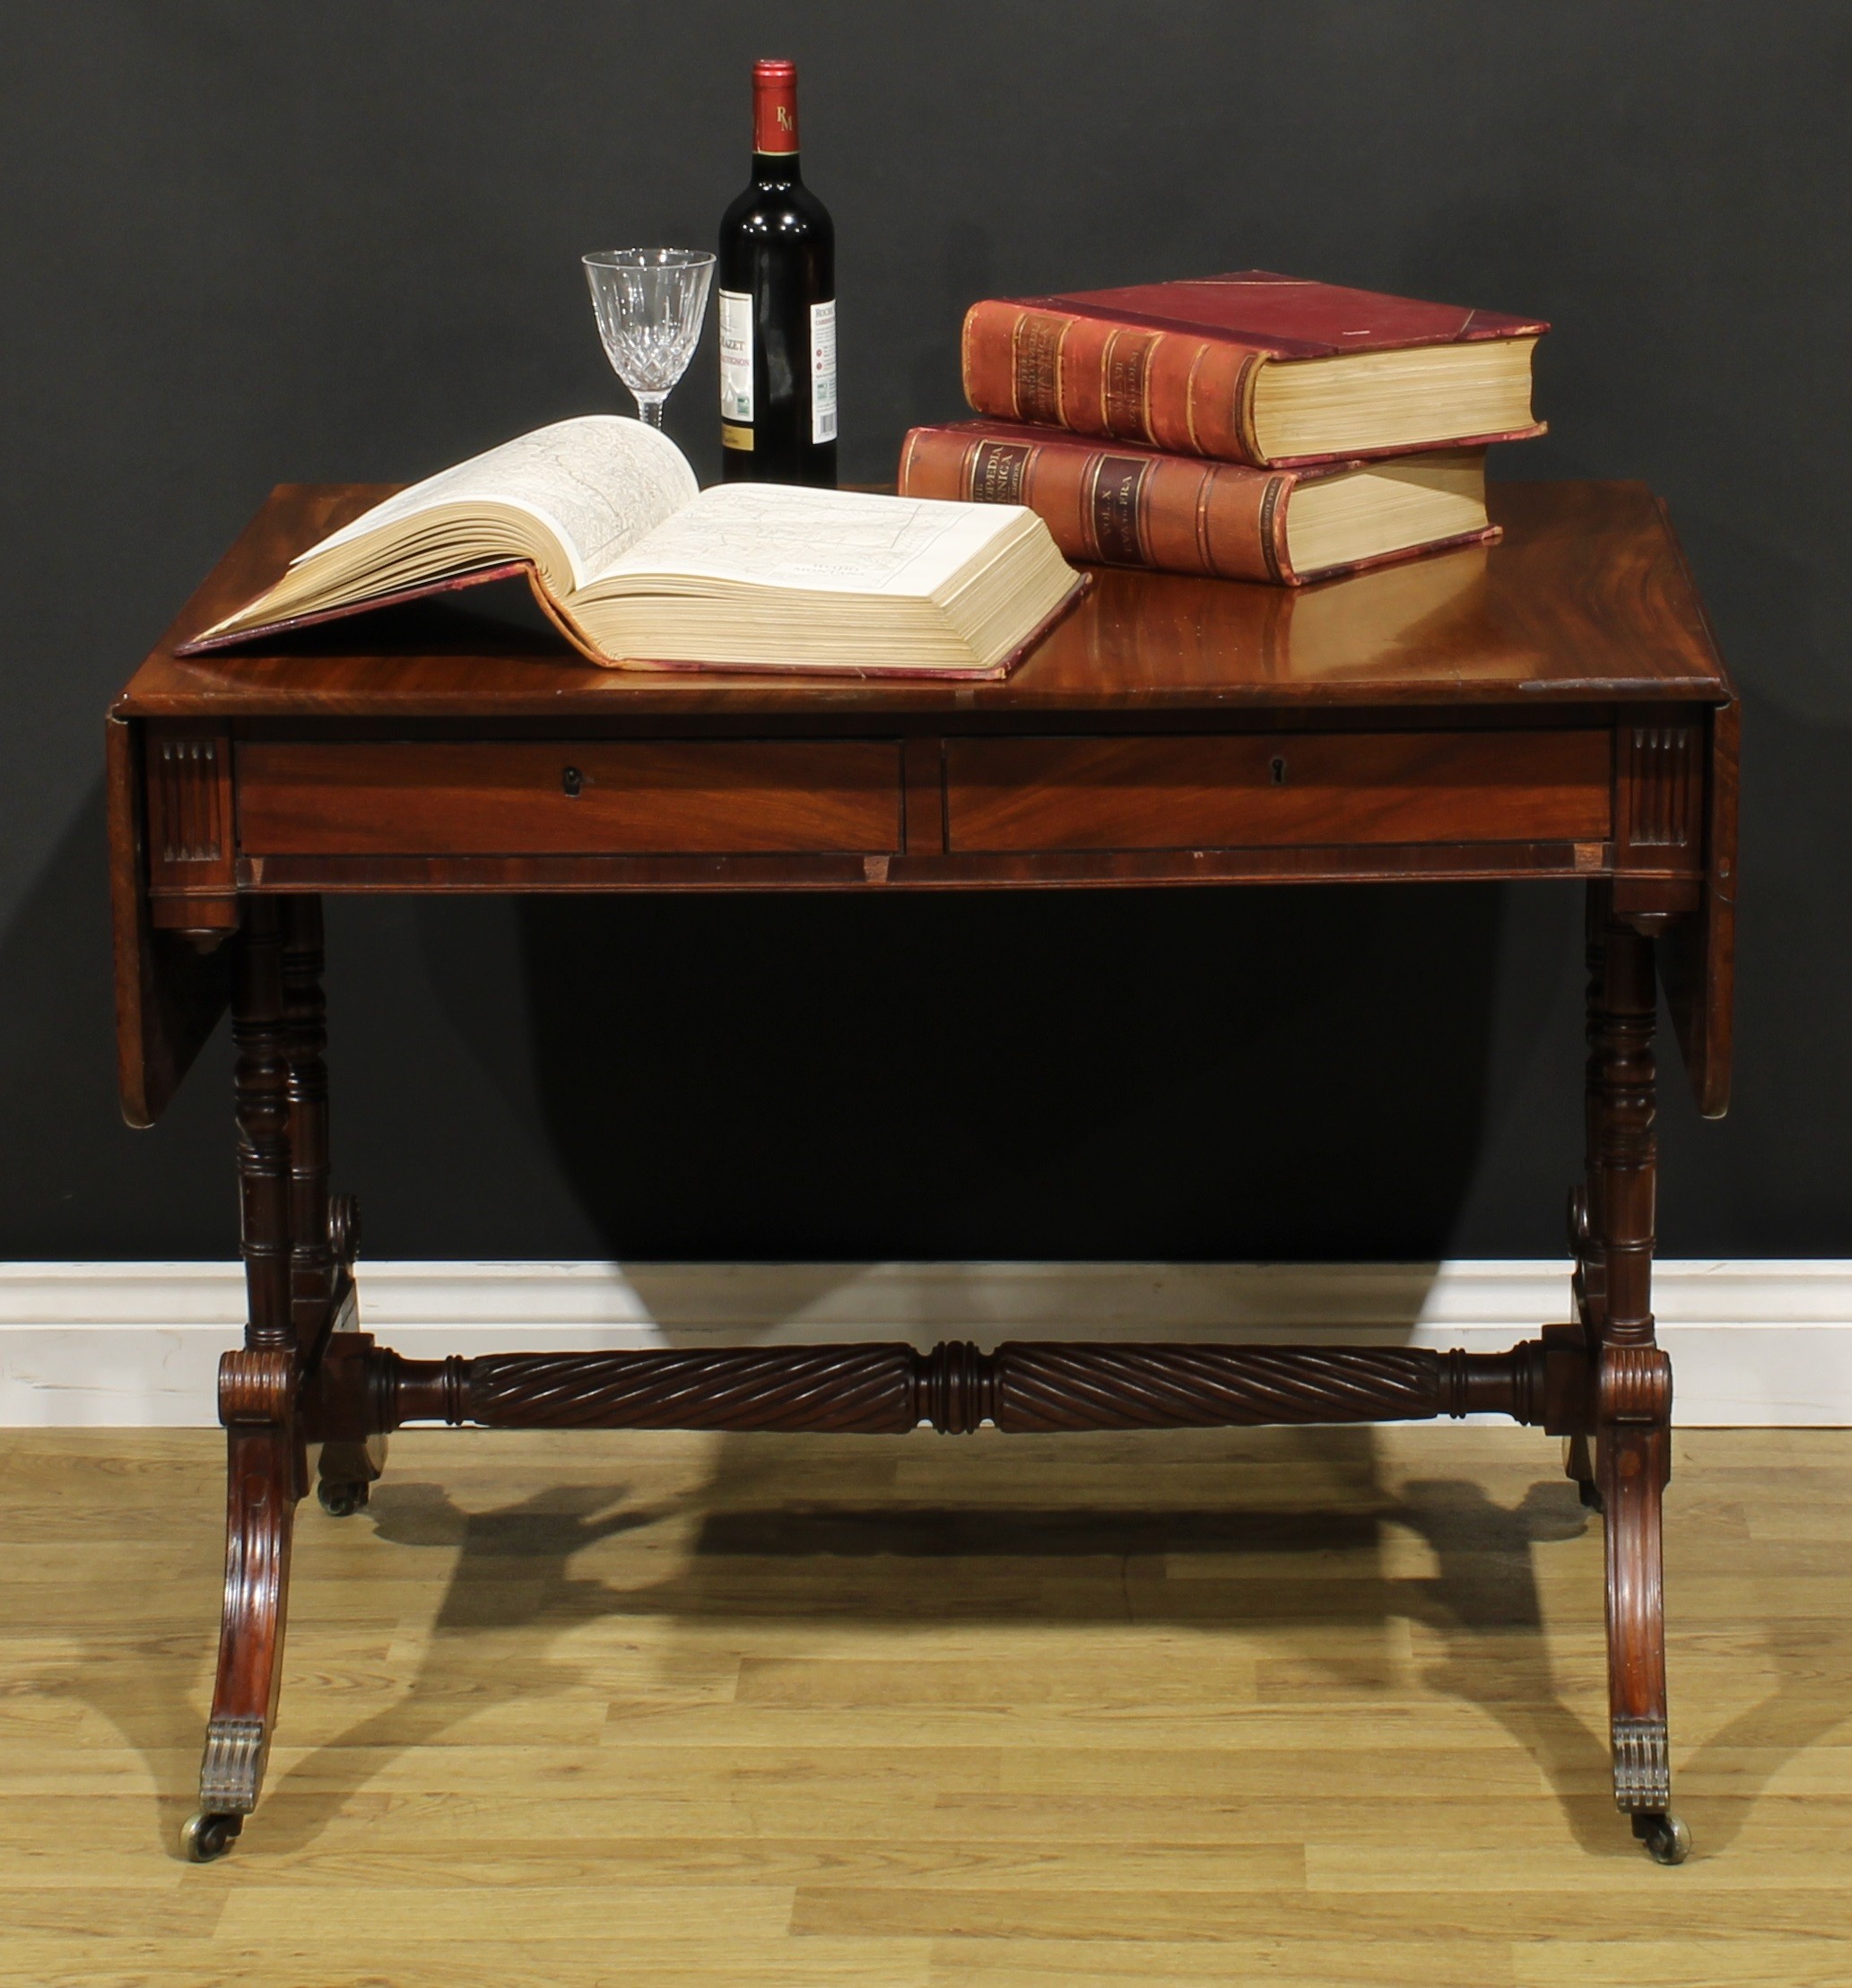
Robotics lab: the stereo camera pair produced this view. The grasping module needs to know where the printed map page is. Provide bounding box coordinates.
[305,417,698,591]
[590,483,1029,598]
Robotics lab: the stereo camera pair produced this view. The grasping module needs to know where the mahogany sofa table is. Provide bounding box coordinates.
[107,480,1736,1865]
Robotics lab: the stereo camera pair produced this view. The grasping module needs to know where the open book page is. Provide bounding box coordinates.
[308,416,699,592]
[586,483,1032,600]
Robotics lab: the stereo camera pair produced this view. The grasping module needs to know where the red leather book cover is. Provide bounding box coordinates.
[961,271,1547,467]
[899,420,1498,586]
[172,561,606,658]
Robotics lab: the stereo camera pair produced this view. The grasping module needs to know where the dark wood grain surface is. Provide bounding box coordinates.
[944,730,1613,852]
[107,477,1739,1122]
[238,740,904,856]
[116,482,1732,721]
[110,477,1735,1863]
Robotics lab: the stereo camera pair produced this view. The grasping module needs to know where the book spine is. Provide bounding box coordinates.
[961,300,1266,464]
[899,425,1301,584]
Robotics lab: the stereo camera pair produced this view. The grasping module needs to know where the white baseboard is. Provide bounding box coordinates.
[0,1259,1847,1428]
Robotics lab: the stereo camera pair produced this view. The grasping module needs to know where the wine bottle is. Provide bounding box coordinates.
[717,58,837,487]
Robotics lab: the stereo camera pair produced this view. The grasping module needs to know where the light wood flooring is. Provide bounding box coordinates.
[1,1425,1848,1986]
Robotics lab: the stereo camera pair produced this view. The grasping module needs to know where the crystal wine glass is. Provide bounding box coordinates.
[582,247,716,429]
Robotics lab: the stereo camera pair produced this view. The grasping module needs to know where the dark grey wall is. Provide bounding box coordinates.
[5,3,1848,1262]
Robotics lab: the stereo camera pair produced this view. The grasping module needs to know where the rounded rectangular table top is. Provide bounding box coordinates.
[114,481,1732,723]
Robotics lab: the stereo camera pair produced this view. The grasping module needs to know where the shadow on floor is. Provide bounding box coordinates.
[48,1427,1834,1868]
[227,1427,1656,1862]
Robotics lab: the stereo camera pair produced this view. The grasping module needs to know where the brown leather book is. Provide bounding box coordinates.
[899,420,1498,586]
[961,271,1546,468]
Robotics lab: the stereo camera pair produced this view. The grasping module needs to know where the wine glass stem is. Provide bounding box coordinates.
[633,393,667,430]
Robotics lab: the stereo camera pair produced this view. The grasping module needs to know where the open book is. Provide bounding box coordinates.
[185,417,1085,678]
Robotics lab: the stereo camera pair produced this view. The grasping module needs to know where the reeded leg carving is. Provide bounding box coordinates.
[1585,901,1687,1862]
[188,901,305,1861]
[282,897,335,1354]
[1590,908,1657,1356]
[1573,892,1609,1348]
[232,899,293,1354]
[278,896,381,1517]
[1600,1348,1673,1798]
[186,1350,302,1861]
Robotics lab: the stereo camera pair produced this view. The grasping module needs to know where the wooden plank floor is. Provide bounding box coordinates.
[0,1425,1848,1986]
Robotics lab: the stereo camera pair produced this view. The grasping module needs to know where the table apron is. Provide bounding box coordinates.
[222,842,1666,894]
[133,715,1708,922]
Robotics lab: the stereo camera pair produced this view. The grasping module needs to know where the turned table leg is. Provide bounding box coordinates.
[1584,893,1688,1864]
[1562,897,1607,1515]
[281,896,379,1516]
[186,899,309,1861]
[186,1349,301,1862]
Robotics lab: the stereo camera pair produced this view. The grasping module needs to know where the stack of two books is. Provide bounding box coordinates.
[899,271,1547,586]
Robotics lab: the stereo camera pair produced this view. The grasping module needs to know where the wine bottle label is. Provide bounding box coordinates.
[810,299,838,445]
[718,290,753,426]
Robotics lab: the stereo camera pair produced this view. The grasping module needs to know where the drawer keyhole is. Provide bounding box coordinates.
[1270,756,1287,786]
[561,766,583,797]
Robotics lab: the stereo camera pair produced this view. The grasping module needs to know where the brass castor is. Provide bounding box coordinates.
[1633,1810,1691,1865]
[317,1479,370,1518]
[181,1811,242,1862]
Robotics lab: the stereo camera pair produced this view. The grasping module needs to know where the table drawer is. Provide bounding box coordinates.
[944,731,1611,853]
[237,741,902,856]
